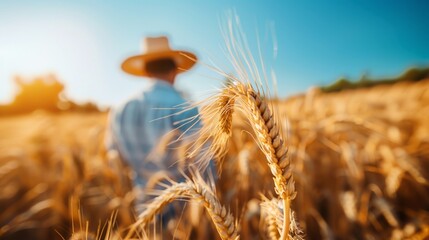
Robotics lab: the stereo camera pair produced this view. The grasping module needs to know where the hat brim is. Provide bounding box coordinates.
[121,50,197,77]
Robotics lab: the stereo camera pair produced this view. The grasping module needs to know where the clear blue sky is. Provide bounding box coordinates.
[1,0,428,106]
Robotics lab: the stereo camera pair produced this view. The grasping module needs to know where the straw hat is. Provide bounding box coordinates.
[121,36,197,77]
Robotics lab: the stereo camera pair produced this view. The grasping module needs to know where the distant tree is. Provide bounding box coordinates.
[0,74,100,116]
[321,77,352,92]
[399,67,429,82]
[11,74,64,114]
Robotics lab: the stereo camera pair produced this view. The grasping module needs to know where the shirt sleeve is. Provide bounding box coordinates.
[108,99,147,165]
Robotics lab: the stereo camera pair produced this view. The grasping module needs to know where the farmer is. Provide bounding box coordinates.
[106,36,202,211]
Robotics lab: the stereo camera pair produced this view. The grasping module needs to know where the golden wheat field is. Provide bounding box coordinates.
[1,78,429,240]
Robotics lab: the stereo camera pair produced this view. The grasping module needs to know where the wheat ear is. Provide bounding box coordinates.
[261,196,303,240]
[125,177,238,240]
[191,81,295,239]
[232,82,295,239]
[187,86,237,171]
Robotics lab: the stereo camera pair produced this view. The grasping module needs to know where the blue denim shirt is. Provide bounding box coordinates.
[106,80,200,188]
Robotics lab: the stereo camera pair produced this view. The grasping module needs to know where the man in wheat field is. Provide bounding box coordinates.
[106,36,201,213]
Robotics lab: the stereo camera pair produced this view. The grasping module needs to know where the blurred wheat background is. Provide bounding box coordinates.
[1,74,429,239]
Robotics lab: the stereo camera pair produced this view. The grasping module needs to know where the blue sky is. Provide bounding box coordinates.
[1,0,428,106]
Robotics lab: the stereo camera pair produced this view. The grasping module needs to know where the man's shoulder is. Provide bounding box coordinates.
[111,81,191,116]
[144,83,187,105]
[111,91,146,114]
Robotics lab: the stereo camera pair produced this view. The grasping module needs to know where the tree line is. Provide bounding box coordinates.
[320,66,429,93]
[0,74,101,116]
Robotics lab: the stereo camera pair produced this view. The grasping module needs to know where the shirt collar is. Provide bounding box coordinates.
[150,79,175,89]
